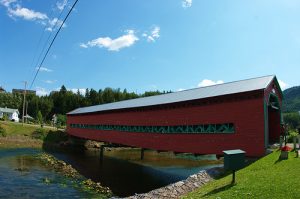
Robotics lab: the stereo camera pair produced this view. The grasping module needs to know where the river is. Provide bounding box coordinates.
[0,148,222,198]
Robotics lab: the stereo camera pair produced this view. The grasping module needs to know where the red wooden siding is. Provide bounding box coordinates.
[67,91,266,157]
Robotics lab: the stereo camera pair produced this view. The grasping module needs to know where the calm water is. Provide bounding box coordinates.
[0,148,101,198]
[50,148,222,197]
[0,148,222,198]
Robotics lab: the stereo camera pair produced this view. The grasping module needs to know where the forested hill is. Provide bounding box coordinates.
[283,86,300,112]
[0,86,171,122]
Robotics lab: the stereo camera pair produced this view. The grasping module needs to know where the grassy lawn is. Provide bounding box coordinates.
[183,150,300,199]
[0,120,53,136]
[0,121,68,147]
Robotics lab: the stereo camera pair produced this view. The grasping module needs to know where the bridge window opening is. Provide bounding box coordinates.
[69,123,235,134]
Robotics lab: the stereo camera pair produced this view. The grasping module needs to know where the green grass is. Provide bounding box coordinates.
[0,121,68,145]
[0,121,47,136]
[183,151,300,199]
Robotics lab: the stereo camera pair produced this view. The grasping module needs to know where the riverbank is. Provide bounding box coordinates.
[0,148,113,198]
[0,121,113,198]
[123,167,223,199]
[37,153,112,196]
[0,135,43,148]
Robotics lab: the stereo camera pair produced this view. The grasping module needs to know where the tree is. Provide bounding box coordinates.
[60,85,67,93]
[284,112,300,129]
[0,84,167,124]
[37,111,43,124]
[56,114,66,127]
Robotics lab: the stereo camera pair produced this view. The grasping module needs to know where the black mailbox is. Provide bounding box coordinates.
[223,149,245,171]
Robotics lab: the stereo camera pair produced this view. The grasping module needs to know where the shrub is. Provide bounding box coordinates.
[31,128,47,140]
[287,129,299,143]
[56,114,66,128]
[2,114,8,121]
[0,125,7,137]
[43,130,69,143]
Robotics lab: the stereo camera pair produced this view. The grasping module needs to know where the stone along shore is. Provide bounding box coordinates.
[119,167,223,199]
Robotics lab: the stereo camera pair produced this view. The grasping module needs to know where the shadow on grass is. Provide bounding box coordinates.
[203,183,236,197]
[274,151,293,164]
[274,153,284,164]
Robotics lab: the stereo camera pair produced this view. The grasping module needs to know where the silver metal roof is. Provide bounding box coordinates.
[68,75,276,115]
[0,107,19,114]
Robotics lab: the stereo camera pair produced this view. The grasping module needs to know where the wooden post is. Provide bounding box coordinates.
[231,170,236,184]
[22,81,27,126]
[279,136,283,148]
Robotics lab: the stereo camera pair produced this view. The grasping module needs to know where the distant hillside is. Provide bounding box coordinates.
[283,86,300,112]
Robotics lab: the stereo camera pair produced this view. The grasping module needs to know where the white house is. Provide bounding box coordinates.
[0,107,19,122]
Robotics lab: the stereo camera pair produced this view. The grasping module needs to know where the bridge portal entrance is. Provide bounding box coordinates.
[267,93,281,144]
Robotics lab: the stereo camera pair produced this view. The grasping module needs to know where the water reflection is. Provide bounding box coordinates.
[50,148,222,197]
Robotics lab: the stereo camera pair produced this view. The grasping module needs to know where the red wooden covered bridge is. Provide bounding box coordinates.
[67,75,283,157]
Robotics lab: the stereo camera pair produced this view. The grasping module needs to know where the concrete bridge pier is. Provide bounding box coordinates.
[100,145,105,163]
[140,148,145,160]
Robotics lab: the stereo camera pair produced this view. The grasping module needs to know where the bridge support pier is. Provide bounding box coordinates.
[100,145,104,163]
[141,148,145,160]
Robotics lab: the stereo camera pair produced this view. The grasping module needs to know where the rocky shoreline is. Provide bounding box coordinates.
[118,167,223,199]
[37,153,113,197]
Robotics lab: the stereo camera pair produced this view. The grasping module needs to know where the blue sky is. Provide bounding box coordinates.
[0,0,299,95]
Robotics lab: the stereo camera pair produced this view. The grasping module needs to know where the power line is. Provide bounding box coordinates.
[31,2,68,77]
[30,0,79,89]
[28,7,55,76]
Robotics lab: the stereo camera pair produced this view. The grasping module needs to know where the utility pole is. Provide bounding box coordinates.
[22,81,27,126]
[25,101,28,123]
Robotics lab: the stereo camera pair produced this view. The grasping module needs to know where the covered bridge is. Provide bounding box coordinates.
[67,75,283,157]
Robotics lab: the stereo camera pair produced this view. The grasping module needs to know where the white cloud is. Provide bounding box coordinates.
[56,0,67,11]
[148,26,160,42]
[8,5,48,21]
[79,43,88,48]
[198,79,224,87]
[152,26,160,38]
[70,88,86,95]
[2,1,66,32]
[44,80,57,84]
[182,0,192,8]
[46,17,65,32]
[80,30,139,51]
[177,88,186,91]
[36,87,49,96]
[143,26,160,42]
[278,79,289,90]
[36,67,52,72]
[0,0,16,7]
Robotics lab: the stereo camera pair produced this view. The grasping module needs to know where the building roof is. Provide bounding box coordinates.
[68,75,277,115]
[12,89,36,95]
[0,87,5,92]
[0,107,19,114]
